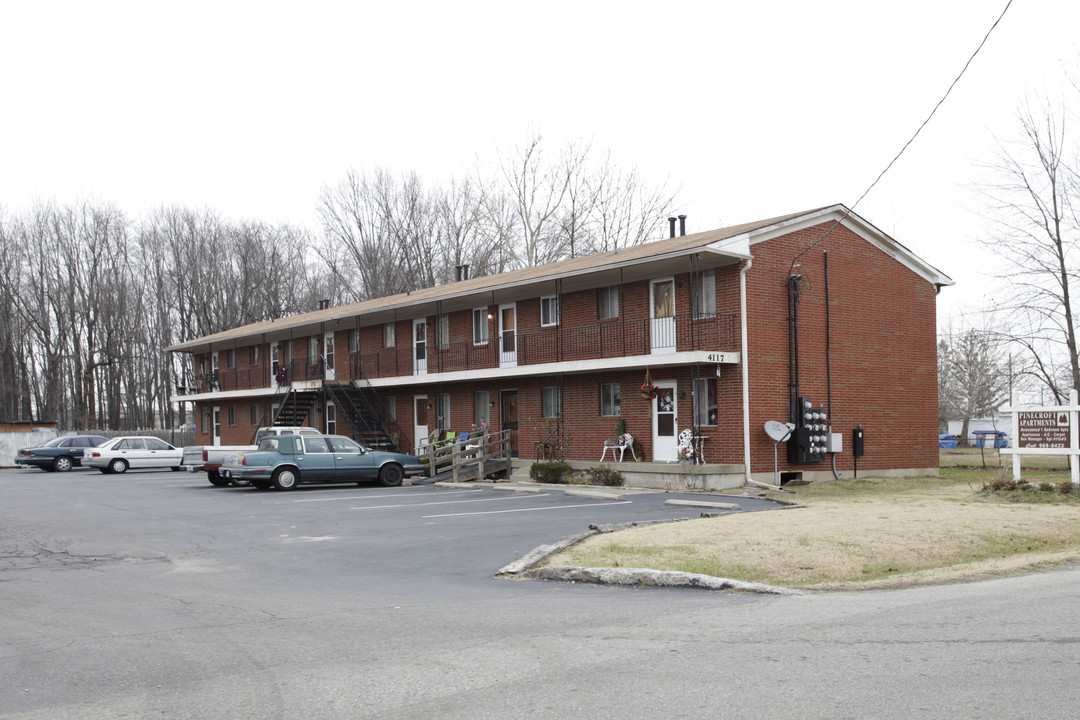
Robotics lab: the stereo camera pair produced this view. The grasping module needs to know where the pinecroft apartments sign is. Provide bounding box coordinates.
[1003,389,1080,486]
[1017,411,1072,449]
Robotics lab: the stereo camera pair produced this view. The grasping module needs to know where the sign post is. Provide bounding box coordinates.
[1002,389,1080,486]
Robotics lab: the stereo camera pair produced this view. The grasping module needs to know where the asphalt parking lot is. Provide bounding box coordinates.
[6,465,1080,719]
[0,465,783,596]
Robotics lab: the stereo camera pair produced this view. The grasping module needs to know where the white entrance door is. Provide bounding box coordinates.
[650,278,676,354]
[414,395,429,453]
[326,402,337,435]
[323,332,336,381]
[212,405,222,447]
[651,381,678,461]
[414,318,427,375]
[499,303,517,367]
[271,342,280,384]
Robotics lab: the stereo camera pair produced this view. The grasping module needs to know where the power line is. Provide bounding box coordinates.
[790,0,1015,269]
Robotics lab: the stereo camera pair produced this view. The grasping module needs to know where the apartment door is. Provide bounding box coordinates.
[650,278,676,354]
[323,332,336,381]
[211,351,221,388]
[499,303,517,367]
[651,381,678,461]
[271,342,281,385]
[413,395,429,453]
[414,318,428,375]
[212,405,222,447]
[501,390,519,458]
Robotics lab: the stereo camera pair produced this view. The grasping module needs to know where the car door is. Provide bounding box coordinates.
[328,437,377,482]
[144,437,180,467]
[294,437,336,483]
[116,438,149,467]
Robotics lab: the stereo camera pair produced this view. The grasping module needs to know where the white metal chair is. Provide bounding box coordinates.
[600,433,636,462]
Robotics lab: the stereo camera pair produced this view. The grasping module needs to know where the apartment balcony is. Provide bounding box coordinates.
[180,312,738,398]
[355,311,737,380]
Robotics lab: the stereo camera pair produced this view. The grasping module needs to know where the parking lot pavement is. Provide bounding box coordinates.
[0,468,789,590]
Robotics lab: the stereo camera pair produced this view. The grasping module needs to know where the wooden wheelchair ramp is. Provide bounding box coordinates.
[423,429,512,483]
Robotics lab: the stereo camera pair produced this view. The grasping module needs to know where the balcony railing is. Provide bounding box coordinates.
[354,312,737,380]
[184,312,737,393]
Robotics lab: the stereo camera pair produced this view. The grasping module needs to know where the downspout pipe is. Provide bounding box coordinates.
[740,258,753,485]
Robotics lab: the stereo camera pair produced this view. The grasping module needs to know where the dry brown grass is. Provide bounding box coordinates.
[551,467,1080,590]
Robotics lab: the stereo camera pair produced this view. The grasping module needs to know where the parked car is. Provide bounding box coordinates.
[14,435,109,472]
[219,434,424,490]
[181,426,320,487]
[83,436,184,474]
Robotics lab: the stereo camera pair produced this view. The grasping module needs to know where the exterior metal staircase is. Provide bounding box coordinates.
[270,387,318,428]
[323,381,404,452]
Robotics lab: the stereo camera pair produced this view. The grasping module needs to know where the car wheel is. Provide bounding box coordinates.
[378,463,404,487]
[109,458,128,474]
[272,467,298,490]
[208,471,230,487]
[52,456,74,472]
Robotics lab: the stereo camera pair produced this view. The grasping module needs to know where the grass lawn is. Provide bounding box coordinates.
[548,451,1080,590]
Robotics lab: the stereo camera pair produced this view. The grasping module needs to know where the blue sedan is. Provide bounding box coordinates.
[220,434,424,490]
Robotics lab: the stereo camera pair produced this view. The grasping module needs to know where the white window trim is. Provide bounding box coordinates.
[541,295,559,327]
[473,308,490,346]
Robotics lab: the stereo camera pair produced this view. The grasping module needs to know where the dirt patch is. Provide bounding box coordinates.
[552,480,1080,589]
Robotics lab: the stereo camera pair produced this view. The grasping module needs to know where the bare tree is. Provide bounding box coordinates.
[938,326,1009,440]
[978,101,1080,401]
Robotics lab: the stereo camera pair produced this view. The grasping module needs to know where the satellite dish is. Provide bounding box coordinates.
[764,420,795,442]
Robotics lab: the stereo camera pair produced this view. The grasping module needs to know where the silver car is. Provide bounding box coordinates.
[84,436,184,474]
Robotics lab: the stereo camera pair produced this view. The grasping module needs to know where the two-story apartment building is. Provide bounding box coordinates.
[167,204,952,487]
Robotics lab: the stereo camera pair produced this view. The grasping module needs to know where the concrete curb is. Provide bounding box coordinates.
[520,565,801,595]
[665,499,740,511]
[497,517,800,595]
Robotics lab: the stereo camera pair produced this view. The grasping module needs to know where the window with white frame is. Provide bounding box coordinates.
[326,404,337,435]
[250,403,260,425]
[383,323,396,348]
[692,269,717,319]
[542,387,560,418]
[598,286,619,320]
[600,383,621,416]
[436,313,449,350]
[348,328,359,352]
[472,308,489,345]
[227,348,236,368]
[693,377,718,426]
[228,405,237,426]
[309,335,319,360]
[540,296,559,327]
[201,408,210,434]
[249,345,259,365]
[283,340,293,364]
[474,391,490,428]
[436,393,451,431]
[383,396,396,422]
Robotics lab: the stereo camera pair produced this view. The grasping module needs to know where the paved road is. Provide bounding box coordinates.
[2,467,1079,719]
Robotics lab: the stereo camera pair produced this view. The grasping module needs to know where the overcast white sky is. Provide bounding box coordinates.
[2,1,1077,322]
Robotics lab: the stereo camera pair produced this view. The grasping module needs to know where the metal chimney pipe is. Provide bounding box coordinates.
[668,217,677,238]
[679,214,687,236]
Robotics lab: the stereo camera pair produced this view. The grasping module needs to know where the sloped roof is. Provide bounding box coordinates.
[167,204,952,352]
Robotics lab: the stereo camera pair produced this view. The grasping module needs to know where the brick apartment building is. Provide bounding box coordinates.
[167,204,952,487]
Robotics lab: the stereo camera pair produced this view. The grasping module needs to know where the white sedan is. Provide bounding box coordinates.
[84,436,184,474]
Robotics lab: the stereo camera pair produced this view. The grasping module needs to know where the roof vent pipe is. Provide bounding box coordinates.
[679,214,687,236]
[668,217,677,238]
[455,264,470,281]
[317,299,330,310]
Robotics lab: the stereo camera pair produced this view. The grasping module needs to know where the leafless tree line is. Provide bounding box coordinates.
[0,136,680,428]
